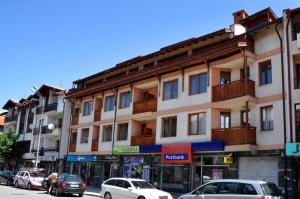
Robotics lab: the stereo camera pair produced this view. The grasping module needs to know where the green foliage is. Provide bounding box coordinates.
[0,128,25,166]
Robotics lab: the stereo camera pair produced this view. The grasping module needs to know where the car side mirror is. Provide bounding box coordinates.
[128,187,133,191]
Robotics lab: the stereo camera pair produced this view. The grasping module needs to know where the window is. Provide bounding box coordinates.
[117,123,128,141]
[259,60,272,85]
[220,112,230,128]
[199,183,219,194]
[220,71,231,85]
[240,110,249,126]
[80,128,89,143]
[219,182,238,194]
[295,104,300,141]
[105,95,115,112]
[71,132,77,144]
[105,179,116,186]
[237,183,257,195]
[115,180,124,188]
[189,112,206,135]
[103,125,112,142]
[119,91,131,109]
[162,116,177,137]
[163,80,178,100]
[82,101,93,116]
[190,73,208,95]
[123,180,132,189]
[261,105,273,131]
[296,64,300,89]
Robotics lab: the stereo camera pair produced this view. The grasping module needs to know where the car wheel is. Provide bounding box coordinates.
[15,181,18,188]
[27,183,32,190]
[78,193,83,197]
[104,192,112,199]
[138,196,146,199]
[55,189,60,197]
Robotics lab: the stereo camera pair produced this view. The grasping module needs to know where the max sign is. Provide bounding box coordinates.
[162,143,192,163]
[286,143,300,156]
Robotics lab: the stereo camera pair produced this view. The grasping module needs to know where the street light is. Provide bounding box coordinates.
[31,86,45,168]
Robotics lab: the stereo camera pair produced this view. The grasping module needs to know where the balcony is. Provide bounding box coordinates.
[133,98,157,114]
[69,143,76,152]
[36,103,58,114]
[212,126,256,145]
[91,140,99,151]
[212,79,255,102]
[131,128,156,145]
[4,115,18,123]
[32,147,58,153]
[33,126,53,135]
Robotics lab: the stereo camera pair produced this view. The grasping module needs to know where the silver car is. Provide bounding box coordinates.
[178,179,282,199]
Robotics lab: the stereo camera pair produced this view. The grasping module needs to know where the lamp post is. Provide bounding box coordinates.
[31,86,44,168]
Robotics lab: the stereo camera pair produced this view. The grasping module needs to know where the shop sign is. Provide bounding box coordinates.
[113,146,140,154]
[66,155,97,162]
[224,156,233,164]
[104,155,119,161]
[286,143,300,156]
[162,143,192,163]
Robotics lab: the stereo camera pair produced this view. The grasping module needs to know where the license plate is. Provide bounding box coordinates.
[70,185,79,188]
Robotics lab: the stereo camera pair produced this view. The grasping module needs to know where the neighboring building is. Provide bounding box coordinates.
[64,7,299,198]
[0,112,6,132]
[1,85,71,172]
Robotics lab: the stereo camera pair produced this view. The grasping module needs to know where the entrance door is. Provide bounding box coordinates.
[220,112,230,128]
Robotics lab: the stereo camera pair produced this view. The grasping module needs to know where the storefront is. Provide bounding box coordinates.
[65,155,119,187]
[286,142,300,198]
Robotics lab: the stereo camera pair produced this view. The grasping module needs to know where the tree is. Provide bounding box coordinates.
[0,128,26,170]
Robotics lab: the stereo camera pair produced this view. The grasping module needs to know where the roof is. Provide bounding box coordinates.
[286,7,300,17]
[73,28,232,84]
[2,99,19,110]
[240,7,277,25]
[32,84,65,97]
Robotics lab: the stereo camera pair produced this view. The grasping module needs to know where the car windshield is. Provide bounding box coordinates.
[261,183,282,196]
[131,181,155,189]
[64,175,82,182]
[30,172,44,178]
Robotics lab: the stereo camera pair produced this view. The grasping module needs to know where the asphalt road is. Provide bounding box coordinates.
[0,185,99,199]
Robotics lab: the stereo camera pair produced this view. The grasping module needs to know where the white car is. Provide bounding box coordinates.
[14,170,45,190]
[178,179,282,199]
[100,178,173,199]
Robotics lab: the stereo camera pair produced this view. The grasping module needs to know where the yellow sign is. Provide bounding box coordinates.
[224,156,233,164]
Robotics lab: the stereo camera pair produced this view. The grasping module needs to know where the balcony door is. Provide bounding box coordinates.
[220,71,231,85]
[220,112,231,128]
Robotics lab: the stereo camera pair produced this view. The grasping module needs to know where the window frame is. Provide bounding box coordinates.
[220,112,231,128]
[189,73,208,95]
[105,95,115,112]
[119,91,131,109]
[163,79,178,100]
[188,112,207,135]
[102,125,113,142]
[82,101,93,116]
[161,116,177,137]
[80,128,89,144]
[260,105,274,131]
[259,60,272,86]
[117,123,128,141]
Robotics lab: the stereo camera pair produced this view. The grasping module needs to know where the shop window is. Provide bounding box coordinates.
[103,125,112,142]
[220,71,231,85]
[163,79,178,100]
[189,112,206,135]
[162,116,177,137]
[117,123,128,141]
[260,105,274,131]
[119,91,131,109]
[82,101,93,116]
[80,128,89,143]
[105,95,115,112]
[190,73,208,95]
[259,60,272,85]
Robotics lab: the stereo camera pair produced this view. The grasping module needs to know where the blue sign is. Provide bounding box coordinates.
[66,155,97,162]
[286,143,300,156]
[164,153,188,161]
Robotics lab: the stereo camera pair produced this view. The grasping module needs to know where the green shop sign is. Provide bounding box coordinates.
[113,146,140,154]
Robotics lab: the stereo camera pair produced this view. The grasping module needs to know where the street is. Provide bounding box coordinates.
[0,185,99,199]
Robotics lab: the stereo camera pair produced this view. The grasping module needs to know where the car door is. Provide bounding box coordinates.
[218,182,239,199]
[23,172,30,187]
[195,182,219,199]
[235,183,260,199]
[121,180,134,199]
[113,180,125,199]
[17,172,25,187]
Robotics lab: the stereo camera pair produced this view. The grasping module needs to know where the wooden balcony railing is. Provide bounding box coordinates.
[69,143,76,152]
[133,98,157,114]
[212,79,255,102]
[36,103,58,114]
[91,140,99,151]
[212,126,256,145]
[131,134,156,146]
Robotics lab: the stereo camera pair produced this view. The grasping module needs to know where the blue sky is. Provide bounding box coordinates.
[0,0,299,112]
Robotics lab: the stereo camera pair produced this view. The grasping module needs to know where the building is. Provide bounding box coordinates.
[1,85,71,173]
[0,112,6,132]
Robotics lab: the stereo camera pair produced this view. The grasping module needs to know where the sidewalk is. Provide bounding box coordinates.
[85,186,101,197]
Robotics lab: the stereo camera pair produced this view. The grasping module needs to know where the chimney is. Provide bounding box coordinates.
[232,9,249,24]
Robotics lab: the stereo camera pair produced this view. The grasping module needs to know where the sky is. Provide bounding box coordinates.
[0,0,299,112]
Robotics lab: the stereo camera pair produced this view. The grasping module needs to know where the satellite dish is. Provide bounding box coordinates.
[48,123,55,130]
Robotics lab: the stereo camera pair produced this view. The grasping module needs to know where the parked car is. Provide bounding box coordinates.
[100,178,173,199]
[14,169,45,190]
[178,179,282,199]
[0,170,15,185]
[51,173,86,197]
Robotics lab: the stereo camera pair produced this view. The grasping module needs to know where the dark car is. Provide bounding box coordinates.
[51,173,86,197]
[0,170,15,186]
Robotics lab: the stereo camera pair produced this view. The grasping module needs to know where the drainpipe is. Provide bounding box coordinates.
[275,20,288,199]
